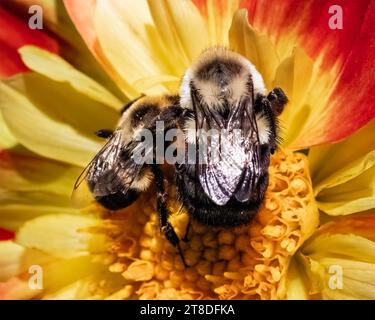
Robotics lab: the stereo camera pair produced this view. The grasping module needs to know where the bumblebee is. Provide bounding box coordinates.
[74,47,288,266]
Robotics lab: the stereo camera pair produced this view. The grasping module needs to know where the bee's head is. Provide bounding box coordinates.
[180,47,266,113]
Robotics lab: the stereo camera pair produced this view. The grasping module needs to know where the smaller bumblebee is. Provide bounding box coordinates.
[74,94,187,261]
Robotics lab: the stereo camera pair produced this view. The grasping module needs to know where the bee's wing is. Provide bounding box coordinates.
[73,135,116,192]
[72,130,147,207]
[72,136,116,208]
[228,95,263,203]
[191,88,262,205]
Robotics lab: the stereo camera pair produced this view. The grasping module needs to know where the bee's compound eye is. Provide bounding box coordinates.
[95,190,139,210]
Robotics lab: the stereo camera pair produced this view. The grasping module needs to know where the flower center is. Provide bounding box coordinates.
[100,149,318,300]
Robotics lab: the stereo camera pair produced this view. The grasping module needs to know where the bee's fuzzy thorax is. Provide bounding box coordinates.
[180,47,266,110]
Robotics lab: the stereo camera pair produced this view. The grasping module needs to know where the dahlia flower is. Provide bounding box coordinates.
[0,0,374,300]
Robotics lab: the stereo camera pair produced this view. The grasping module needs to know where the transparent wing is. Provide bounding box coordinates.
[72,130,149,207]
[229,96,262,203]
[191,87,262,206]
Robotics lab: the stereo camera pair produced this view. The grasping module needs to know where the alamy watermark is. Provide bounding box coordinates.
[328,264,343,290]
[28,5,43,30]
[28,265,43,290]
[131,122,259,166]
[26,4,343,31]
[328,5,344,30]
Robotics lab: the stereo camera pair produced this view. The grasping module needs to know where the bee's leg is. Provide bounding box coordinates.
[254,96,279,154]
[267,87,288,116]
[182,216,192,242]
[95,129,113,139]
[152,164,187,267]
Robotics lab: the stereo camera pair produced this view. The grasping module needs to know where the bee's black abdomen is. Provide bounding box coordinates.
[175,164,269,228]
[95,189,139,210]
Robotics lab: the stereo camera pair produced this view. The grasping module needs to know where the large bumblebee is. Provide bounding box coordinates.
[74,47,288,266]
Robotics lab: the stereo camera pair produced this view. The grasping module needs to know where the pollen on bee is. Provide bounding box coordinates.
[97,149,318,300]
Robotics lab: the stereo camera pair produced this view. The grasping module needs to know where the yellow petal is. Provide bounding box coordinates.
[309,121,375,215]
[285,257,309,300]
[309,118,375,191]
[319,258,375,300]
[288,215,375,299]
[0,202,78,231]
[2,255,109,299]
[0,152,81,230]
[302,234,375,299]
[303,234,375,263]
[273,48,317,146]
[132,74,180,94]
[1,246,113,299]
[264,42,338,148]
[0,153,81,231]
[203,0,240,46]
[148,0,209,66]
[304,120,375,215]
[43,271,127,300]
[274,47,313,109]
[0,74,113,166]
[19,46,123,110]
[16,215,107,259]
[0,241,54,281]
[316,165,375,215]
[0,241,26,281]
[94,0,171,96]
[0,152,81,195]
[229,9,280,89]
[39,256,109,297]
[300,253,375,300]
[0,112,18,150]
[42,277,96,300]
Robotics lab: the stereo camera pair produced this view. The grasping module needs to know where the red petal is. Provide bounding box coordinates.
[0,227,15,241]
[241,1,370,65]
[307,1,375,146]
[0,6,58,78]
[0,42,28,77]
[194,1,375,146]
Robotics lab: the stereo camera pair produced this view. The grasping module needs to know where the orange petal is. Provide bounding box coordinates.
[63,0,138,97]
[63,0,98,57]
[0,277,40,300]
[313,214,375,243]
[0,6,58,78]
